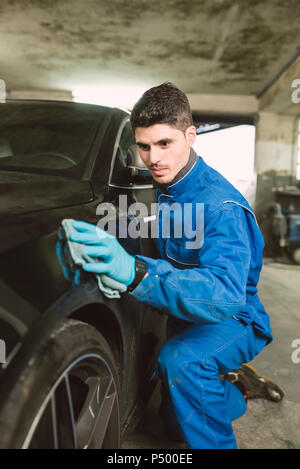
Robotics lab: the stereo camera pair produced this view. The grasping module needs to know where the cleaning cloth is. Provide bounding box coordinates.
[57,218,127,298]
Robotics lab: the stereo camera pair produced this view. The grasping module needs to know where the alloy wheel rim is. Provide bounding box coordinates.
[22,353,119,449]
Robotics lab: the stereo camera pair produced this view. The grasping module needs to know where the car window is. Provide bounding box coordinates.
[110,120,136,185]
[0,101,107,173]
[110,120,151,186]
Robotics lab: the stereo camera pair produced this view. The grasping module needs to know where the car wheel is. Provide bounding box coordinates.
[0,319,121,449]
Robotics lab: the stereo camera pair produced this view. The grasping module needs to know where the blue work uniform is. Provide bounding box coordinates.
[130,153,273,449]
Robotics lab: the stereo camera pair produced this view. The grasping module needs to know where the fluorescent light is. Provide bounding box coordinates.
[72,84,150,110]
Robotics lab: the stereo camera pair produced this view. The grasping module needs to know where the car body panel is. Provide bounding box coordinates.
[0,100,166,437]
[0,171,94,218]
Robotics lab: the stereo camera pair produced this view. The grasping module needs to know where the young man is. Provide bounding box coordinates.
[69,83,276,449]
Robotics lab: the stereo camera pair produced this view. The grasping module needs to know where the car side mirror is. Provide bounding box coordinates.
[126,144,153,182]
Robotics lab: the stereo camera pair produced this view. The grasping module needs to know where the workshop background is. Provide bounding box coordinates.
[1,0,300,449]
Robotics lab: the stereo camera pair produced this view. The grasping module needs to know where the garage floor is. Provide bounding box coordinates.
[122,257,300,449]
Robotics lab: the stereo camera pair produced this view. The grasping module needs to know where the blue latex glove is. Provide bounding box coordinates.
[69,220,136,286]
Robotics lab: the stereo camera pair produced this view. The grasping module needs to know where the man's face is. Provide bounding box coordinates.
[135,123,197,184]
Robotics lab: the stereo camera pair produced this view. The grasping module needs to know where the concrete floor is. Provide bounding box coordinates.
[122,256,300,449]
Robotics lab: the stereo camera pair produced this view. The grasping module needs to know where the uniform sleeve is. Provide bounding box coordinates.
[130,204,251,324]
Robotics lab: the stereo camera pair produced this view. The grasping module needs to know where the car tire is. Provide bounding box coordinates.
[0,319,121,449]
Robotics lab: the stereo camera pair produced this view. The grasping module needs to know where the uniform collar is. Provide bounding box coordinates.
[153,148,204,197]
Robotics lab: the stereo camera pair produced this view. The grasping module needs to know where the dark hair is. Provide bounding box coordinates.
[130,82,193,133]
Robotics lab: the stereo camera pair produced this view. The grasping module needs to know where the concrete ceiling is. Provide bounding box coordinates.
[0,0,300,103]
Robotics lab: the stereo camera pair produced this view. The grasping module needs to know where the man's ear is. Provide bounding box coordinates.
[185,125,197,146]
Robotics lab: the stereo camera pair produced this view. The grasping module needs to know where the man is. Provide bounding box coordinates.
[69,83,279,449]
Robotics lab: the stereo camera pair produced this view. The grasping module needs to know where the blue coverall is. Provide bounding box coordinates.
[130,155,273,449]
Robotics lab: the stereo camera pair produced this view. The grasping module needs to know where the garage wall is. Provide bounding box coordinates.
[255,112,298,217]
[254,111,299,253]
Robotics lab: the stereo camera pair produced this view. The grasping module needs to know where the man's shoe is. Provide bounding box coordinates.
[223,363,285,402]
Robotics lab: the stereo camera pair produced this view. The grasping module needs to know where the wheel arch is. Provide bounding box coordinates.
[69,302,124,381]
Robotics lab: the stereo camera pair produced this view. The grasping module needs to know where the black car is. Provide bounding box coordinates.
[0,100,166,449]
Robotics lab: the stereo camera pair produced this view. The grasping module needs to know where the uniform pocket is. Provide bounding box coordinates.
[166,238,200,267]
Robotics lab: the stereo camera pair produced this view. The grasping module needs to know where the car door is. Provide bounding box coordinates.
[107,118,167,386]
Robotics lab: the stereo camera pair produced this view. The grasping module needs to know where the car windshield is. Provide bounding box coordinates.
[0,101,107,173]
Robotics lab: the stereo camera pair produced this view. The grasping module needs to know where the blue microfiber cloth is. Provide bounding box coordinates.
[56,219,127,299]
